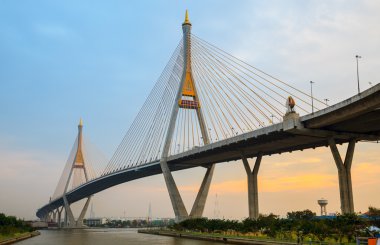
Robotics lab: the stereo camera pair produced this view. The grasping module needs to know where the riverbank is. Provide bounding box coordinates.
[0,231,40,245]
[138,229,296,245]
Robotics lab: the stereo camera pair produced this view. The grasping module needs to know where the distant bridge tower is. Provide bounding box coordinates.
[61,119,92,228]
[318,198,328,216]
[160,10,215,222]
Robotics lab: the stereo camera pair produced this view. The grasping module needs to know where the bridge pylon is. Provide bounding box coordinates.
[60,118,92,228]
[241,152,262,220]
[160,10,215,222]
[328,138,355,214]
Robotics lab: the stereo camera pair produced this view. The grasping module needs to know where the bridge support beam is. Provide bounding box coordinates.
[42,212,49,222]
[241,152,262,220]
[328,138,355,214]
[190,164,215,218]
[160,160,215,222]
[62,195,91,228]
[76,196,91,227]
[63,195,76,227]
[57,207,63,228]
[47,211,53,222]
[52,210,57,223]
[160,160,189,222]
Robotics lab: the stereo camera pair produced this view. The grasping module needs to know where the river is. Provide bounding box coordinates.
[18,228,221,245]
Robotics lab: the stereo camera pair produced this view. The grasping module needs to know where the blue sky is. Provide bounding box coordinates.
[1,1,380,220]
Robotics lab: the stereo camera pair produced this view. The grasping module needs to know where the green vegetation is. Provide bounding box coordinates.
[170,208,380,244]
[85,218,174,228]
[0,213,33,242]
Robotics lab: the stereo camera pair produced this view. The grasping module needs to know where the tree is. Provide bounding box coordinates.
[367,206,380,228]
[332,213,367,243]
[368,206,380,217]
[287,210,316,221]
[310,220,331,242]
[257,213,280,238]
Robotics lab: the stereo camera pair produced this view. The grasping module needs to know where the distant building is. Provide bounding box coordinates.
[84,218,107,226]
[26,221,48,228]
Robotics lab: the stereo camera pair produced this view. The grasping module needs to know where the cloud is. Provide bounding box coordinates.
[177,172,337,195]
[261,173,337,192]
[223,0,380,104]
[353,162,380,186]
[33,23,76,40]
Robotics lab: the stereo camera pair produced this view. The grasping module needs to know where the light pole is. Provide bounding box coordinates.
[310,81,315,113]
[208,128,212,143]
[324,98,329,107]
[356,55,362,94]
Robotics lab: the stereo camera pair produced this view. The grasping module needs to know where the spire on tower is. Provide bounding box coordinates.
[75,118,85,167]
[183,9,191,25]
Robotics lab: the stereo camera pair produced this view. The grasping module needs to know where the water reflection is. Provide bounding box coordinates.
[18,228,221,245]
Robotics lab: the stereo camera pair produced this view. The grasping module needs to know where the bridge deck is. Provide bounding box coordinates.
[37,84,380,218]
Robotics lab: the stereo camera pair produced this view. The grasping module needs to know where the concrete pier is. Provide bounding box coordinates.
[328,138,355,214]
[190,164,215,218]
[160,160,189,222]
[241,152,262,220]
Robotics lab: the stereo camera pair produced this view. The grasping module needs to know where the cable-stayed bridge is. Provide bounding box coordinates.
[37,11,380,227]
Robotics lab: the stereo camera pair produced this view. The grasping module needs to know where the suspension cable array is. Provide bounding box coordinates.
[100,33,325,175]
[52,135,108,200]
[102,40,185,175]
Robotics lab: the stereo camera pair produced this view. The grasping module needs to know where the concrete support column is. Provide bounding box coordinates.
[62,195,91,228]
[43,213,49,222]
[328,138,355,214]
[241,152,262,220]
[64,209,67,227]
[47,211,54,222]
[57,207,63,228]
[160,160,188,222]
[53,210,57,223]
[190,164,215,218]
[76,196,91,227]
[63,195,76,227]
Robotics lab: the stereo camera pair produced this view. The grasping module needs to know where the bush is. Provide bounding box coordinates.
[0,213,31,235]
[171,207,380,243]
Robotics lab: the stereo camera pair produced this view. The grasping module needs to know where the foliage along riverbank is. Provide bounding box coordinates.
[0,231,40,245]
[0,213,36,242]
[169,208,380,244]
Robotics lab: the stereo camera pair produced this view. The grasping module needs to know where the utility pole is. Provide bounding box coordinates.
[356,55,362,94]
[310,81,315,113]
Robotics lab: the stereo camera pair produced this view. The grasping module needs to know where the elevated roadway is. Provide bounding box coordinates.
[37,83,380,219]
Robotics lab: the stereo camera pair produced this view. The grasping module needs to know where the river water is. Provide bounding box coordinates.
[18,228,221,245]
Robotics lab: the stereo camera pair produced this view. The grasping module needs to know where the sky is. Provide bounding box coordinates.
[0,0,379,220]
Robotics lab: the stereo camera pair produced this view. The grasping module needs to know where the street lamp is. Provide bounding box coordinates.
[310,81,315,113]
[208,128,212,143]
[356,55,362,94]
[324,98,329,107]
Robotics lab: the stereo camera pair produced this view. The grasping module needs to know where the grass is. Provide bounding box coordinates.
[156,229,357,245]
[0,232,31,242]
